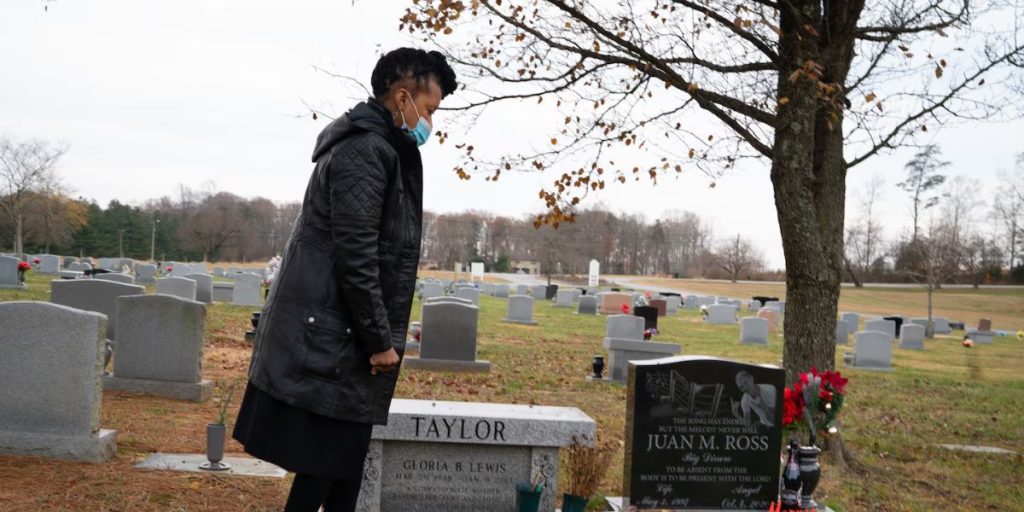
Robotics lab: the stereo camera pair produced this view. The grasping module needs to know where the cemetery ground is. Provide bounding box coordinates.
[0,274,1022,511]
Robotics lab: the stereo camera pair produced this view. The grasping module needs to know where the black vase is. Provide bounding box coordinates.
[591,355,605,379]
[798,445,822,511]
[250,312,261,329]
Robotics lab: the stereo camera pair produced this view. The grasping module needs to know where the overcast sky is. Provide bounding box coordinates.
[2,1,1020,268]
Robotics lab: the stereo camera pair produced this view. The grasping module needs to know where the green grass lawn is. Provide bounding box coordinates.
[0,273,1022,511]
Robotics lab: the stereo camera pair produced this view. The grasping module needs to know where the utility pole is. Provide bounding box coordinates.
[150,219,160,262]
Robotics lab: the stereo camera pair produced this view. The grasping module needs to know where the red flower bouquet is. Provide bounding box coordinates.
[620,303,630,315]
[782,367,847,445]
[17,261,31,272]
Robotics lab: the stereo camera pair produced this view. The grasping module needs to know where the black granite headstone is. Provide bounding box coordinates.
[625,356,785,511]
[634,306,659,331]
[751,296,779,308]
[883,316,904,339]
[545,284,559,300]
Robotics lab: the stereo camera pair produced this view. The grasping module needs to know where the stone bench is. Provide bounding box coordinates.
[356,399,595,512]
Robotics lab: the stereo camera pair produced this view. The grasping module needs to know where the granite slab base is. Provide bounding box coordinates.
[136,453,287,477]
[604,497,835,512]
[402,357,491,373]
[843,364,894,372]
[0,283,27,289]
[501,318,538,325]
[404,340,420,353]
[0,429,116,463]
[586,376,620,384]
[938,444,1017,455]
[103,375,213,402]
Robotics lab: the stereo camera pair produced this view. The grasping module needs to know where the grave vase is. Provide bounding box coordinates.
[561,493,588,512]
[591,355,605,379]
[201,423,231,471]
[797,445,822,511]
[514,483,542,512]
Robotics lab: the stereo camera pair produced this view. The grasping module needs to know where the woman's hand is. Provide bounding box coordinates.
[369,347,400,375]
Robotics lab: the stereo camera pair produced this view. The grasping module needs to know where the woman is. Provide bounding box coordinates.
[233,48,457,512]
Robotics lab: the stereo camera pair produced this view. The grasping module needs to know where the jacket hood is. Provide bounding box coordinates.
[311,98,403,162]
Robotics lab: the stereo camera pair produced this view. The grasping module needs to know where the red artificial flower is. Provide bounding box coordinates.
[820,369,848,395]
[782,386,805,426]
[166,266,174,272]
[620,303,630,314]
[17,261,31,271]
[32,257,40,264]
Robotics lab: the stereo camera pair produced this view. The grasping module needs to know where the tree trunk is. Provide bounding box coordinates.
[14,212,23,256]
[926,281,935,338]
[843,256,863,287]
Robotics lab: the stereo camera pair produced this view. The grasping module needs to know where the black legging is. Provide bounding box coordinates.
[284,473,362,512]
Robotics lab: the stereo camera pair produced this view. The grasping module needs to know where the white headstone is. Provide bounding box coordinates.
[588,259,600,287]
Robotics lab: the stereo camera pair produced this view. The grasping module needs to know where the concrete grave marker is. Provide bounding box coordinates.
[104,294,212,401]
[0,255,20,289]
[705,304,737,325]
[184,273,214,304]
[135,263,158,284]
[404,301,488,373]
[454,286,479,306]
[502,295,537,325]
[600,315,680,383]
[740,317,770,345]
[553,289,574,308]
[156,276,198,301]
[232,273,262,306]
[599,292,632,315]
[212,282,234,302]
[51,279,146,341]
[863,319,896,341]
[355,399,595,512]
[577,295,598,315]
[899,324,926,350]
[95,273,135,285]
[850,331,893,371]
[0,302,117,462]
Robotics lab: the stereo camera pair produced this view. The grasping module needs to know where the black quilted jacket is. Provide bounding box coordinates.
[247,98,422,425]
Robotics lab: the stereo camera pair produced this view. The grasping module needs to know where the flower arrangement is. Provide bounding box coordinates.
[166,265,174,273]
[782,367,848,445]
[643,327,658,340]
[31,257,40,268]
[620,303,630,315]
[962,337,974,348]
[16,261,30,285]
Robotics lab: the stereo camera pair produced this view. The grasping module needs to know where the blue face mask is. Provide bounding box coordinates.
[399,92,432,147]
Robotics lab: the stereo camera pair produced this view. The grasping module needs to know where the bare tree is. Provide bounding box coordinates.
[899,144,950,241]
[0,136,68,255]
[901,220,960,337]
[717,234,762,283]
[992,161,1024,272]
[401,0,1024,390]
[845,174,886,286]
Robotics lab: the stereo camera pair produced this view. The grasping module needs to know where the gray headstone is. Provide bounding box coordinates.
[840,312,860,332]
[62,256,78,268]
[740,317,769,344]
[184,273,214,304]
[683,295,699,309]
[50,279,146,340]
[425,296,474,307]
[213,267,225,277]
[104,294,212,401]
[606,314,644,342]
[94,273,135,285]
[530,285,547,300]
[835,319,850,345]
[420,282,444,301]
[38,254,60,274]
[665,296,681,315]
[0,302,117,462]
[232,273,262,306]
[514,284,529,296]
[454,287,479,306]
[134,263,157,284]
[355,399,594,512]
[852,331,893,370]
[899,324,926,350]
[212,282,234,302]
[966,328,995,344]
[68,261,92,273]
[156,277,198,301]
[553,289,574,307]
[0,255,19,288]
[577,295,598,315]
[493,284,509,299]
[405,301,489,373]
[705,304,737,325]
[933,317,950,334]
[863,319,896,341]
[503,295,536,325]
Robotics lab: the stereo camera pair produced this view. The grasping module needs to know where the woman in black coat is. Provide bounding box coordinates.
[233,48,457,512]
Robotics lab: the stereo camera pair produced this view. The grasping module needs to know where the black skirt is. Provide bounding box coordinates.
[232,383,373,480]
